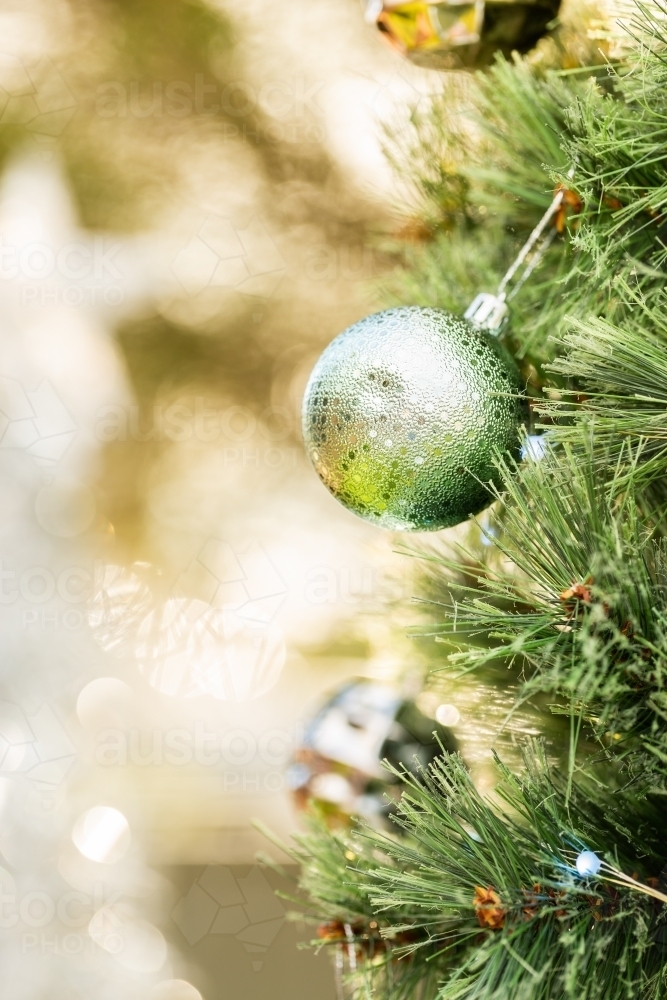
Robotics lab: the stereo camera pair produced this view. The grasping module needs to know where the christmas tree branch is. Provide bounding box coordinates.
[290,744,667,1000]
[409,443,667,758]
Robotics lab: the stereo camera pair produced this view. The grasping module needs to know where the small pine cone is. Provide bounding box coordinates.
[560,577,594,608]
[473,886,506,930]
[317,921,346,941]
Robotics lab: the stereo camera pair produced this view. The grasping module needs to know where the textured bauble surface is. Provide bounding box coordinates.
[302,306,525,531]
[368,0,561,71]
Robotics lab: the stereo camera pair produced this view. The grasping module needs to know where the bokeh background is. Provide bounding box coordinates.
[0,2,562,998]
[0,2,440,997]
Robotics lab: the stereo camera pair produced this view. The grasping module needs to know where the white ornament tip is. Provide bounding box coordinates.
[576,850,602,877]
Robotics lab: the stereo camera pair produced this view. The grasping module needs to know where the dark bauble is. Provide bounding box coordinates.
[302,306,525,531]
[286,679,459,826]
[367,0,561,71]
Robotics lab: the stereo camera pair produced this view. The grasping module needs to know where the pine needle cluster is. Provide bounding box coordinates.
[285,4,667,999]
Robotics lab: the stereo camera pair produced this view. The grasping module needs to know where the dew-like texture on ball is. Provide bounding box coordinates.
[302,306,525,531]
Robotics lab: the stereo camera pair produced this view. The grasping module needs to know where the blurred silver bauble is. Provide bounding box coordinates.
[302,306,525,531]
[286,679,458,825]
[364,0,561,70]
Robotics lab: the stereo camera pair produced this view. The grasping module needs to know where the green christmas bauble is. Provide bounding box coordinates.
[302,306,525,531]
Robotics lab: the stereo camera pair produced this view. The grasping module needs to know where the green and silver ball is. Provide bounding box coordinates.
[302,306,525,531]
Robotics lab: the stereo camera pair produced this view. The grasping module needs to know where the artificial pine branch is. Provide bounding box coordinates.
[285,5,667,999]
[410,443,667,763]
[535,281,667,500]
[380,1,667,360]
[291,745,667,1000]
